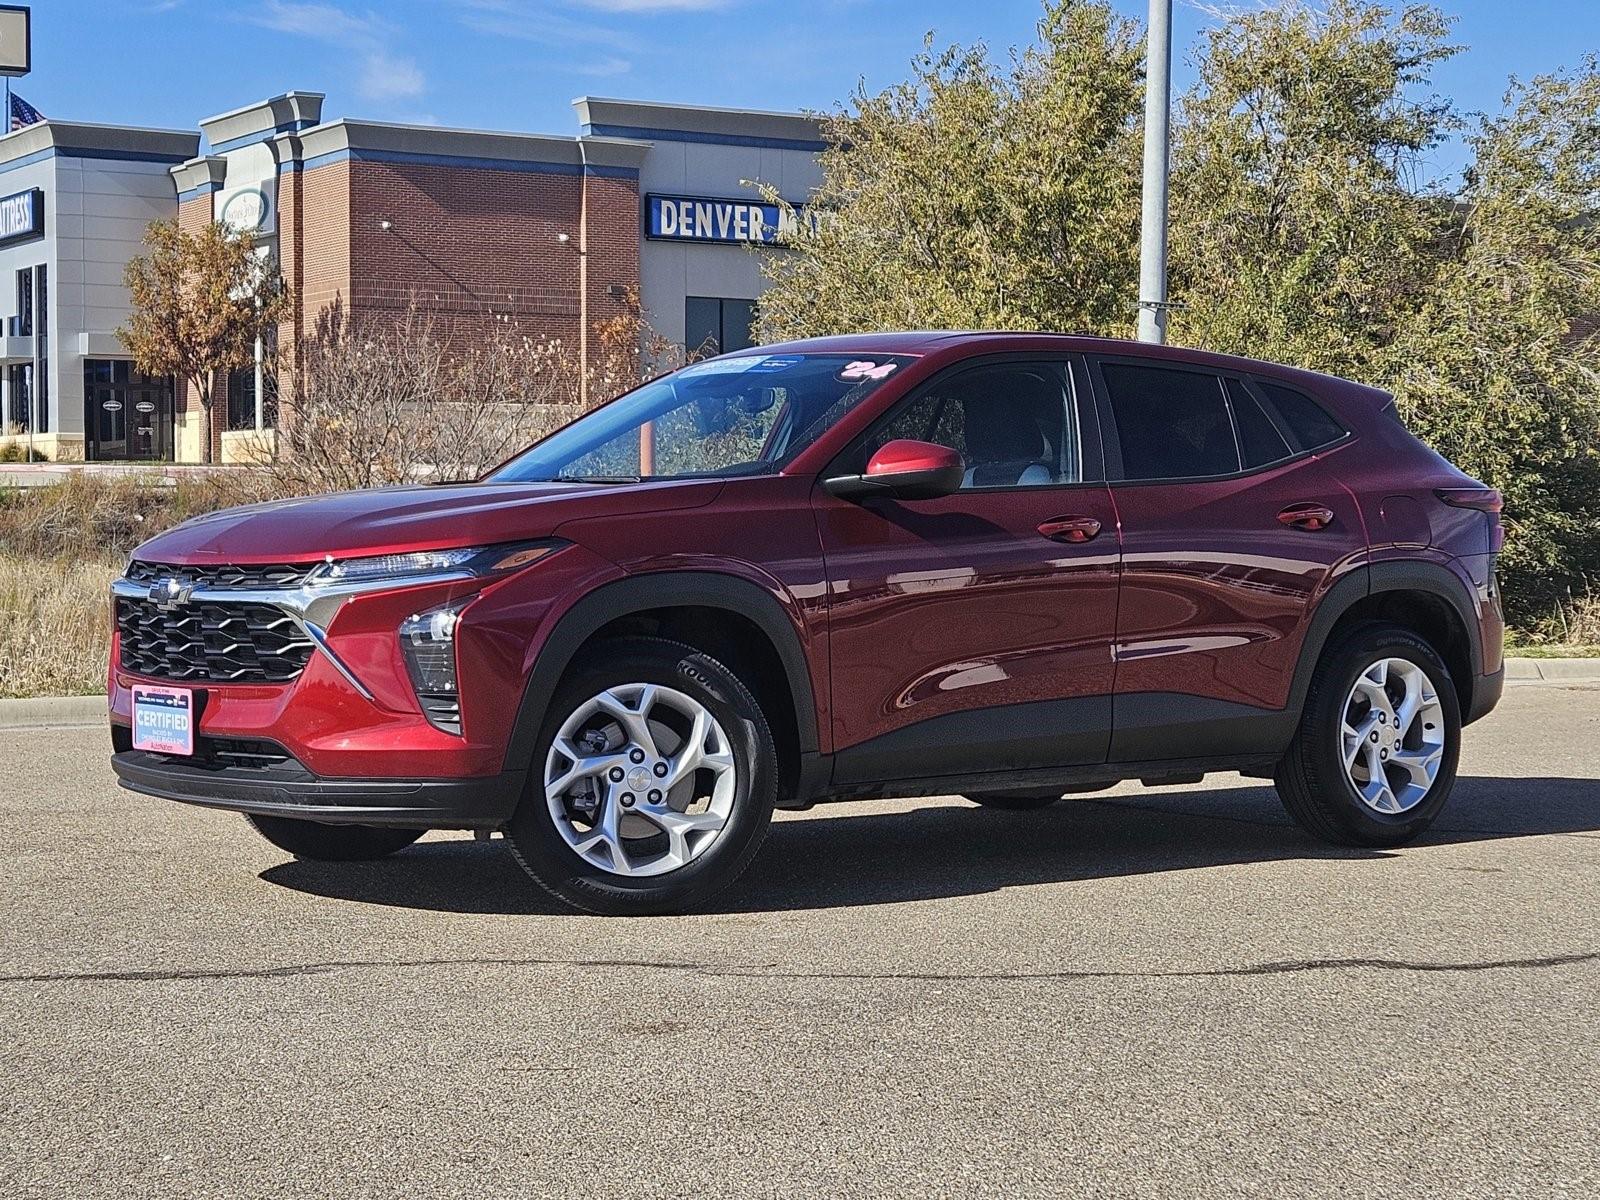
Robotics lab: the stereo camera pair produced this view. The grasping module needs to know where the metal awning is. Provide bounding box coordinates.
[0,334,32,364]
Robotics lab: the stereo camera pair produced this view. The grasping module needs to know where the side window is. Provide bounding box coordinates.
[1100,363,1240,480]
[854,363,1080,489]
[1256,380,1346,450]
[1225,379,1292,468]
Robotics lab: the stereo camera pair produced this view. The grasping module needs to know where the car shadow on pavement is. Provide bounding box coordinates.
[258,774,1600,916]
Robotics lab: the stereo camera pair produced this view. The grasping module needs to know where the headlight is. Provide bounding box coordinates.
[307,539,564,587]
[400,598,470,735]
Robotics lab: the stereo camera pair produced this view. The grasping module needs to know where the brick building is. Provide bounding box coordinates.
[0,90,825,463]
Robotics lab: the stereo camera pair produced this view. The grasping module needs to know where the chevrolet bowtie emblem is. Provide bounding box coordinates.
[150,578,195,611]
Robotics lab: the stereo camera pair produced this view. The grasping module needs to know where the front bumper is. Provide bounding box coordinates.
[111,746,526,829]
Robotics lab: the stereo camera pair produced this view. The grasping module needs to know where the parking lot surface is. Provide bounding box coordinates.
[2,681,1597,1198]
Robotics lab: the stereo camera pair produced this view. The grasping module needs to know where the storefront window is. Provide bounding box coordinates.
[34,264,46,434]
[6,365,29,432]
[685,297,757,357]
[226,328,277,432]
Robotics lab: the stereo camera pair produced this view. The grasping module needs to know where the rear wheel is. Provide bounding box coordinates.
[963,790,1061,810]
[507,637,777,916]
[246,815,423,861]
[1275,622,1461,847]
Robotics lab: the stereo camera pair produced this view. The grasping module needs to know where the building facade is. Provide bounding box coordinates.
[0,120,199,461]
[0,91,825,463]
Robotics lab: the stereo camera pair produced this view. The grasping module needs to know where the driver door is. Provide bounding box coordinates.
[813,357,1121,788]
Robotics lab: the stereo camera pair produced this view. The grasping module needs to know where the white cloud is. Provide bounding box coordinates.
[250,2,426,103]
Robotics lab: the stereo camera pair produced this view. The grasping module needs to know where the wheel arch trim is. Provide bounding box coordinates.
[502,570,820,775]
[1290,560,1484,721]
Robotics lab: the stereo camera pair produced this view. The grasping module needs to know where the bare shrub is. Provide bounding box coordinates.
[262,292,695,495]
[269,304,586,493]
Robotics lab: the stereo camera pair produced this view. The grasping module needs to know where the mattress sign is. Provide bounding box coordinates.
[0,188,42,248]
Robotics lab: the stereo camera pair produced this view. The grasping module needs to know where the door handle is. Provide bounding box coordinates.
[1038,515,1102,544]
[1278,503,1335,531]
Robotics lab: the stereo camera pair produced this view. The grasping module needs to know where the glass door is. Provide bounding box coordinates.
[85,361,174,462]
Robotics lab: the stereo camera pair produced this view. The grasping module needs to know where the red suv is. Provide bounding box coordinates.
[109,333,1504,915]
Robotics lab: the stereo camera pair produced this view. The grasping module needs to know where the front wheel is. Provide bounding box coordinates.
[507,637,778,916]
[1275,622,1461,847]
[246,815,424,861]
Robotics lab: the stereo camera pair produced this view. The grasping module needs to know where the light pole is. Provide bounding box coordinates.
[1137,0,1173,344]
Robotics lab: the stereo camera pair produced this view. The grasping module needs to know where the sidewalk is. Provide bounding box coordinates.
[4,657,1596,730]
[0,462,232,489]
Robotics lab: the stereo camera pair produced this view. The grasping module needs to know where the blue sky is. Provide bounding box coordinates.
[21,1,1600,184]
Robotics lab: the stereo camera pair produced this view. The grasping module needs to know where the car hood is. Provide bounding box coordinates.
[133,478,723,564]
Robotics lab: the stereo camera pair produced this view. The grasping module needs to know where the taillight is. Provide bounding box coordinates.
[1435,486,1502,513]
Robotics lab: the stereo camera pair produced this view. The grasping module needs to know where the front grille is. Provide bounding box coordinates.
[116,597,314,682]
[125,559,319,590]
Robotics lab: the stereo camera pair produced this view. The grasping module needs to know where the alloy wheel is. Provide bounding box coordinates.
[1339,656,1446,815]
[544,683,738,877]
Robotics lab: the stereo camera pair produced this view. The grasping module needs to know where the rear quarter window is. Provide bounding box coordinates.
[1256,381,1347,451]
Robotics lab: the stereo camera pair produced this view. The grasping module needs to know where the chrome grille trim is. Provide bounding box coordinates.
[124,559,320,590]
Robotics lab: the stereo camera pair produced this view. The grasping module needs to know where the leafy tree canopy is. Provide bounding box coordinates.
[120,220,288,464]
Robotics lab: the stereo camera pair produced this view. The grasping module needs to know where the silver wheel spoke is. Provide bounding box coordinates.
[660,707,708,790]
[639,805,725,866]
[1390,745,1442,789]
[1354,663,1396,723]
[546,739,623,798]
[596,686,661,758]
[1393,668,1430,739]
[1342,716,1376,770]
[544,681,739,879]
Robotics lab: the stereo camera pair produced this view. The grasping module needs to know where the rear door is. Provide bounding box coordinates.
[814,356,1121,786]
[1087,355,1367,762]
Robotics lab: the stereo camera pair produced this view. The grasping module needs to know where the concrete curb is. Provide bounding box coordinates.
[2,656,1596,729]
[0,695,108,730]
[1504,656,1600,683]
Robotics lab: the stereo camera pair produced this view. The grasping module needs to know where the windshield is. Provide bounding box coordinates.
[489,353,913,484]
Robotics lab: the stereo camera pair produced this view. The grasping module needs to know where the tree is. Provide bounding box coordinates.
[754,0,1145,341]
[1167,0,1459,376]
[119,220,289,464]
[1385,59,1600,618]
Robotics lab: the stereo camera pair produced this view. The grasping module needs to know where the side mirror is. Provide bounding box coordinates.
[823,439,965,502]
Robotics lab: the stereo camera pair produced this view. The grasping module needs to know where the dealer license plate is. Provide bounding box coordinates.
[131,684,195,756]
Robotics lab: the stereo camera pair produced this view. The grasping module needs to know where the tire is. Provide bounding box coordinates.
[507,637,778,916]
[963,790,1061,810]
[246,815,424,861]
[1275,621,1461,847]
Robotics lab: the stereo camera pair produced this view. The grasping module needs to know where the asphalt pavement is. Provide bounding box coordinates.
[1,680,1597,1198]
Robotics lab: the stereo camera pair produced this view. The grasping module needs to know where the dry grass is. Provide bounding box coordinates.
[0,474,284,698]
[1516,584,1600,650]
[0,553,120,697]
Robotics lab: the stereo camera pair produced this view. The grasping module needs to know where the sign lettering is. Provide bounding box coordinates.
[645,193,813,245]
[0,188,42,247]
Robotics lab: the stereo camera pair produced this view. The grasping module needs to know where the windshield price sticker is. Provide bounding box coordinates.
[683,356,761,377]
[838,360,898,382]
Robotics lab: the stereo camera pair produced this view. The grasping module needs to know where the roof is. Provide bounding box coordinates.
[745,331,1385,400]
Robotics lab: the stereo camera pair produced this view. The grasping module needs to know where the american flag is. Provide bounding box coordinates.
[9,92,42,133]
